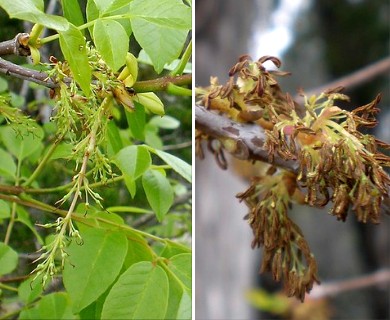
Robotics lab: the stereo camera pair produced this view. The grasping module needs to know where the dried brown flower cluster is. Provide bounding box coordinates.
[237,169,320,301]
[196,55,390,301]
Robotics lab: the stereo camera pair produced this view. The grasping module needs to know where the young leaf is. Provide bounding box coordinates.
[0,77,8,92]
[47,143,73,161]
[145,124,163,149]
[0,125,44,161]
[93,0,115,15]
[0,147,16,178]
[160,240,191,259]
[16,206,44,245]
[0,242,18,276]
[114,145,151,181]
[142,169,174,221]
[149,115,180,130]
[60,0,84,27]
[78,292,107,320]
[168,253,191,289]
[135,92,165,116]
[126,101,146,141]
[19,292,75,320]
[123,236,153,269]
[101,261,169,320]
[176,290,192,320]
[0,0,69,31]
[95,0,131,15]
[86,0,99,36]
[0,200,10,219]
[63,228,128,313]
[18,274,44,304]
[129,0,191,73]
[138,49,192,73]
[164,271,191,320]
[93,19,129,71]
[59,24,92,96]
[154,148,192,183]
[106,120,124,155]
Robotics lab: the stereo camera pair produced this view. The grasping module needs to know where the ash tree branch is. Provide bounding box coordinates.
[196,104,390,213]
[0,35,192,93]
[296,56,390,100]
[0,57,57,88]
[309,269,390,299]
[195,105,299,173]
[0,33,30,57]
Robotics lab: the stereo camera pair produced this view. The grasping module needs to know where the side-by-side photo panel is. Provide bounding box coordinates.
[0,1,192,319]
[195,1,390,319]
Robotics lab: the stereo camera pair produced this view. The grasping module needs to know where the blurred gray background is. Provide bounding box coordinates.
[195,0,390,319]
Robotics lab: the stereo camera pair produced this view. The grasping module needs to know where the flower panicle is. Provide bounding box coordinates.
[237,170,320,302]
[196,55,389,301]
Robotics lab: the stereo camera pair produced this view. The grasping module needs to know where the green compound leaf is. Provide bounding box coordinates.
[154,148,192,183]
[63,228,128,313]
[0,0,69,31]
[19,292,76,320]
[94,19,129,71]
[101,261,169,320]
[129,0,191,73]
[59,24,92,96]
[0,242,18,276]
[142,169,174,221]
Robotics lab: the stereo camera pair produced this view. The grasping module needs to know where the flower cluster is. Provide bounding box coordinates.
[237,169,320,301]
[268,90,390,223]
[196,55,390,301]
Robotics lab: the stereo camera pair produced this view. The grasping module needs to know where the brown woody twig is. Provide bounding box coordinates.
[0,35,192,92]
[308,269,390,299]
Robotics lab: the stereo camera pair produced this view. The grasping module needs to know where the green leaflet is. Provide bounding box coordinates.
[19,292,76,320]
[63,228,128,313]
[101,261,169,319]
[0,125,44,162]
[0,242,18,276]
[164,253,192,319]
[0,147,16,178]
[94,19,129,71]
[129,0,191,73]
[142,169,174,221]
[59,24,92,96]
[60,0,84,27]
[154,148,192,183]
[169,253,191,289]
[94,0,132,15]
[126,101,146,141]
[114,145,151,197]
[0,0,69,31]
